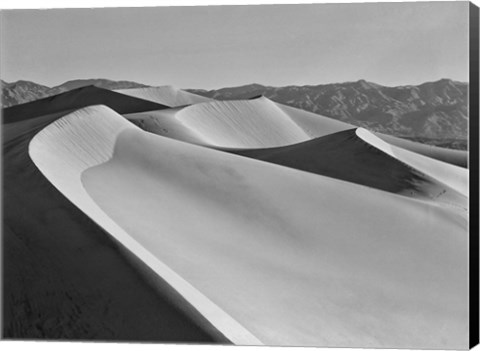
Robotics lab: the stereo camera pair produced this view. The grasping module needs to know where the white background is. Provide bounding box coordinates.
[1,1,479,351]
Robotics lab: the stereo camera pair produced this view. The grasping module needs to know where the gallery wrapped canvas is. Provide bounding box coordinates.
[1,1,479,350]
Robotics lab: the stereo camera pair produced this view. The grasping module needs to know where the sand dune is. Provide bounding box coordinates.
[229,128,467,210]
[28,105,260,346]
[4,106,219,341]
[126,96,354,148]
[116,86,212,107]
[29,105,468,349]
[174,97,310,147]
[123,95,467,175]
[126,97,309,148]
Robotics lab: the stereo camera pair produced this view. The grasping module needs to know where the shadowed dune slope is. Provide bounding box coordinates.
[116,86,212,107]
[30,106,468,349]
[3,85,168,123]
[3,107,221,341]
[228,128,467,208]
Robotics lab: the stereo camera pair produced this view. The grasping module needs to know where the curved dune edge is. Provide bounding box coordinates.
[29,105,468,348]
[28,105,262,346]
[356,128,468,196]
[116,86,212,107]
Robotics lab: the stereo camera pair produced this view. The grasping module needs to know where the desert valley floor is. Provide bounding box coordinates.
[2,85,469,348]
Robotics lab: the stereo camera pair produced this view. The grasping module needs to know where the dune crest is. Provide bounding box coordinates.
[29,105,468,348]
[116,86,212,107]
[28,105,262,346]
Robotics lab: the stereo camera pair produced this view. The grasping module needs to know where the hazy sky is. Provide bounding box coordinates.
[0,2,470,89]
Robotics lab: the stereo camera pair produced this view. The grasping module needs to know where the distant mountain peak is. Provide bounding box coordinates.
[353,79,382,90]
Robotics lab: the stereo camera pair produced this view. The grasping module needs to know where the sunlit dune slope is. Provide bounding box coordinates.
[125,97,352,148]
[30,105,468,349]
[116,86,212,107]
[3,85,168,123]
[174,97,309,147]
[228,128,467,209]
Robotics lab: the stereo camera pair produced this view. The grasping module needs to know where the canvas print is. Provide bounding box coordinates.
[1,1,479,349]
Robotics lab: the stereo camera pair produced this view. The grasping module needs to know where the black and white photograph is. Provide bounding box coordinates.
[1,1,479,350]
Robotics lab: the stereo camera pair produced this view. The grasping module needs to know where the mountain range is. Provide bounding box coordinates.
[2,78,469,145]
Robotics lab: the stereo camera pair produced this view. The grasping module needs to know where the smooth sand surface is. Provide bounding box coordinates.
[116,86,212,107]
[4,107,221,342]
[30,106,468,348]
